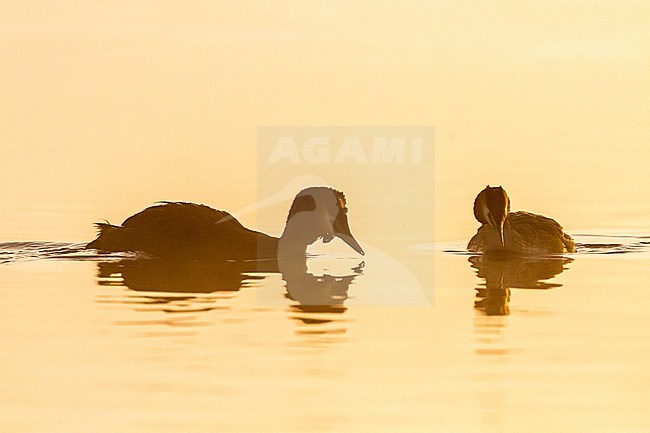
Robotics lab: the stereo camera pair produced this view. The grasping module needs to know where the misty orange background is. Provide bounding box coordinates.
[1,1,648,242]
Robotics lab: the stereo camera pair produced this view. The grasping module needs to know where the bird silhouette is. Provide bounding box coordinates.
[86,186,364,260]
[468,186,575,255]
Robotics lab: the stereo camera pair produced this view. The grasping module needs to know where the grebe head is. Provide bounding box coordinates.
[473,186,510,247]
[281,187,364,255]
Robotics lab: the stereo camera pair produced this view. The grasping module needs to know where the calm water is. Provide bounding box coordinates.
[2,2,649,431]
[1,233,648,433]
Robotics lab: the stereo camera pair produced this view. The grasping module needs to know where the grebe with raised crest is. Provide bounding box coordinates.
[86,186,364,260]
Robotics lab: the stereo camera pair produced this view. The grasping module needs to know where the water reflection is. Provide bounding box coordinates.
[96,259,264,293]
[94,260,244,330]
[283,259,362,306]
[94,256,363,344]
[469,253,573,316]
[282,259,363,347]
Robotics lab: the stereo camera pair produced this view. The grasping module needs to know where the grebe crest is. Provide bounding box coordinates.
[473,185,510,247]
[281,187,364,256]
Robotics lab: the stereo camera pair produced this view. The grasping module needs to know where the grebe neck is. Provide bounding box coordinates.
[277,215,324,257]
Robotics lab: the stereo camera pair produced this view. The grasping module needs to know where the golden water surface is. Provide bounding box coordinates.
[1,2,649,432]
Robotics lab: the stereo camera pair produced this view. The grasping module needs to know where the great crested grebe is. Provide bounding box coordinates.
[86,186,364,260]
[468,186,576,255]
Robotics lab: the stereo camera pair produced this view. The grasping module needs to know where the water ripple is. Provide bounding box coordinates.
[435,233,650,256]
[0,241,129,264]
[573,234,650,255]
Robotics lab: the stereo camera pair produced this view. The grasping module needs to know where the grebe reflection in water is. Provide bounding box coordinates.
[86,187,364,260]
[468,186,576,255]
[470,254,573,316]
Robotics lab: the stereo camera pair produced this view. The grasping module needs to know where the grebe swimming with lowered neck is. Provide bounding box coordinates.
[86,187,364,260]
[468,186,576,255]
